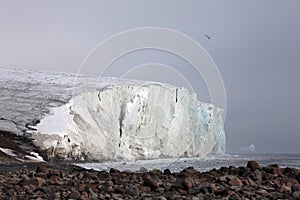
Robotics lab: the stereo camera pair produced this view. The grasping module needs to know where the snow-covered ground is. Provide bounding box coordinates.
[0,68,225,162]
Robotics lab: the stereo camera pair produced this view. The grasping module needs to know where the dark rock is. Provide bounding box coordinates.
[110,168,121,174]
[36,164,48,174]
[35,173,47,179]
[292,184,300,191]
[237,166,250,177]
[219,175,238,182]
[267,164,282,175]
[163,168,171,175]
[256,188,270,196]
[219,166,229,174]
[29,177,44,187]
[181,166,197,175]
[143,174,161,190]
[282,167,299,178]
[282,177,298,185]
[98,171,112,181]
[69,189,81,199]
[139,167,148,173]
[211,184,226,196]
[250,169,262,184]
[243,177,257,186]
[229,178,243,187]
[227,190,240,199]
[125,185,139,197]
[155,187,165,194]
[150,169,162,175]
[48,169,61,177]
[293,191,300,198]
[183,177,194,189]
[247,161,261,170]
[279,185,291,193]
[48,176,62,185]
[115,186,125,194]
[139,186,151,193]
[7,177,20,185]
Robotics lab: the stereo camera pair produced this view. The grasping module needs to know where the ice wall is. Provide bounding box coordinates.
[32,82,225,161]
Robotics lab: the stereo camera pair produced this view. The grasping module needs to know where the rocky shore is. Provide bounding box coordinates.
[0,161,299,199]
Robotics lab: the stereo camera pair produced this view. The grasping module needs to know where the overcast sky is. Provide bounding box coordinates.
[1,0,299,153]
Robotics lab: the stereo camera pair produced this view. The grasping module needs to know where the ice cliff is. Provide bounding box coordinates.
[32,81,226,161]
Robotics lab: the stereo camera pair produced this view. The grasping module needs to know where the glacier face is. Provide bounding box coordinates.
[33,82,225,161]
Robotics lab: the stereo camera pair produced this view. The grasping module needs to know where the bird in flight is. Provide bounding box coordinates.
[204,35,212,40]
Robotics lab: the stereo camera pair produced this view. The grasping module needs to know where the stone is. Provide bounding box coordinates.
[29,177,45,187]
[183,177,194,189]
[48,176,60,185]
[155,187,165,193]
[250,170,262,184]
[219,166,229,174]
[69,190,81,199]
[282,167,299,178]
[35,173,47,179]
[256,188,269,196]
[247,161,261,170]
[244,177,257,186]
[139,186,152,193]
[219,175,238,182]
[110,168,121,174]
[143,174,160,189]
[78,172,84,179]
[125,185,139,197]
[163,169,171,175]
[229,178,243,187]
[293,191,300,198]
[7,177,20,185]
[212,185,226,196]
[54,192,61,199]
[150,169,162,175]
[279,185,291,193]
[182,167,198,175]
[237,166,250,177]
[139,167,148,173]
[49,169,61,177]
[282,177,299,185]
[36,164,49,174]
[267,164,282,175]
[292,184,300,191]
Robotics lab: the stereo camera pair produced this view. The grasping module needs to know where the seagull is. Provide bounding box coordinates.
[204,35,212,40]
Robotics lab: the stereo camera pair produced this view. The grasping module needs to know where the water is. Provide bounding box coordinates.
[76,153,300,172]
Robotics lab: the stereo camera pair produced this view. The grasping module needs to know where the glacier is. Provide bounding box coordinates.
[32,81,226,161]
[0,68,225,162]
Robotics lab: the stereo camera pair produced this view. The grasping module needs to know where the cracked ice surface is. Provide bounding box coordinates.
[0,68,225,161]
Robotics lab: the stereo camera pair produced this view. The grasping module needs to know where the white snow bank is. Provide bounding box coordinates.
[31,81,225,161]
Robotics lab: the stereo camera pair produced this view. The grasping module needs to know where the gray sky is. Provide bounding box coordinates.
[1,0,299,153]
